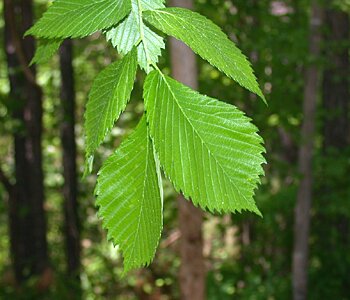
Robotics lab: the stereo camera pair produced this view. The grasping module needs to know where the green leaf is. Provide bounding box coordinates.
[26,0,131,39]
[136,26,165,72]
[106,0,164,72]
[140,0,165,10]
[30,39,63,65]
[143,8,266,102]
[106,11,140,55]
[144,71,265,215]
[96,116,163,273]
[85,48,138,160]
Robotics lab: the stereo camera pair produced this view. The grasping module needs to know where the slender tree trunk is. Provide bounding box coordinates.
[59,40,81,292]
[292,2,323,300]
[169,1,206,299]
[322,7,349,149]
[3,0,48,283]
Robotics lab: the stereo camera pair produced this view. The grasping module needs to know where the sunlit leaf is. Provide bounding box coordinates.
[144,71,265,214]
[96,117,163,272]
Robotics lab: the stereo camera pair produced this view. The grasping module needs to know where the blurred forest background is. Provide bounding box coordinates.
[0,0,349,299]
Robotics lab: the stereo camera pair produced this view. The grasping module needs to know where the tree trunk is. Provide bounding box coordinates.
[169,1,206,299]
[3,0,49,283]
[321,5,350,290]
[59,40,81,292]
[322,8,349,149]
[292,2,322,300]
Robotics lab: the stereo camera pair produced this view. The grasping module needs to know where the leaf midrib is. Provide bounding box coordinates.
[136,0,152,65]
[128,132,152,263]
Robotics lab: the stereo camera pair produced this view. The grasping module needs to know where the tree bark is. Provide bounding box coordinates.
[321,4,350,285]
[292,2,323,300]
[59,39,81,292]
[169,1,206,299]
[3,0,49,283]
[322,7,349,149]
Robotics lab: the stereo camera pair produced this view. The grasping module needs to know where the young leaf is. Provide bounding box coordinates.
[96,116,163,273]
[140,0,165,10]
[85,48,138,160]
[143,8,266,102]
[106,0,164,72]
[144,71,265,215]
[106,12,140,55]
[136,26,165,72]
[26,0,131,39]
[30,39,63,65]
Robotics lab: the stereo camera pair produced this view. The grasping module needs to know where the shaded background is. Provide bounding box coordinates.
[0,0,349,299]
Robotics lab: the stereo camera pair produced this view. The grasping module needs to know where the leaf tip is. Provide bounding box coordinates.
[260,93,268,106]
[83,155,94,178]
[254,208,263,218]
[24,27,34,38]
[29,57,35,67]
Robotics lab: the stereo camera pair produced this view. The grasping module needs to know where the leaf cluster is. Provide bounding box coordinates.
[27,0,266,272]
